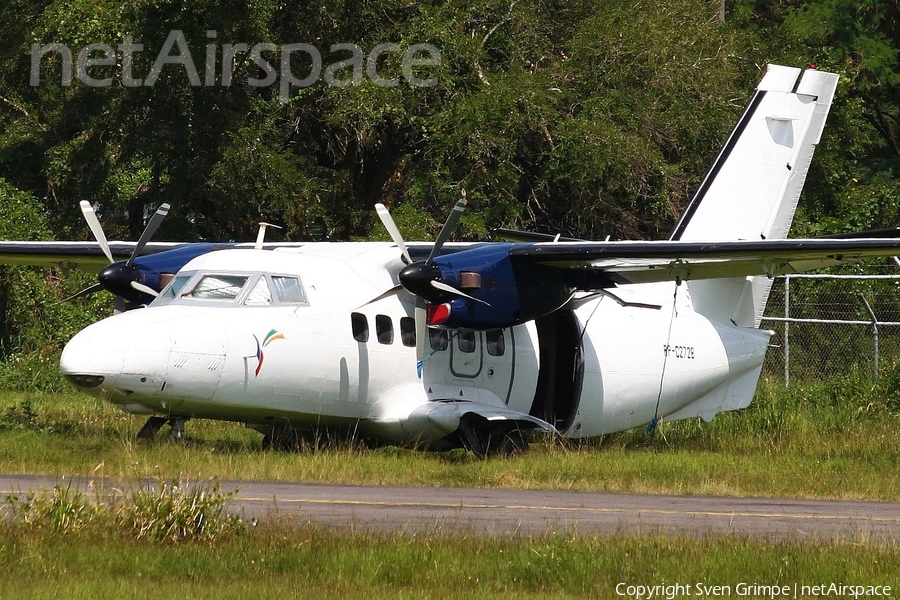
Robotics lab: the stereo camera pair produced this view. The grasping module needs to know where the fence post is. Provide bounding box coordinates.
[784,274,790,386]
[859,292,879,379]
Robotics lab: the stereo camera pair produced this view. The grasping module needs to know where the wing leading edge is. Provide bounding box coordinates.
[509,237,900,285]
[0,241,187,270]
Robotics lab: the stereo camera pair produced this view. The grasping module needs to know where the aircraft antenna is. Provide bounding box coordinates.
[648,282,681,445]
[255,222,282,250]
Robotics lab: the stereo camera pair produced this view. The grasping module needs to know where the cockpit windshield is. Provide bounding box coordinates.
[187,275,249,300]
[151,271,307,307]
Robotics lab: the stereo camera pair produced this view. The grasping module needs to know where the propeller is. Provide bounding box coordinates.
[374,203,429,369]
[429,280,489,305]
[395,197,487,306]
[375,204,411,264]
[374,195,487,377]
[80,201,113,264]
[65,201,170,307]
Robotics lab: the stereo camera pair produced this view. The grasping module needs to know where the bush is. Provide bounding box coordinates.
[4,479,246,543]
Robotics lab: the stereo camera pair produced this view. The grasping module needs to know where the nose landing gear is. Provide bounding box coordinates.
[136,415,189,441]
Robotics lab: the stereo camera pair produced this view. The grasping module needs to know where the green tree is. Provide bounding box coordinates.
[0,180,107,390]
[733,0,900,235]
[1,0,767,243]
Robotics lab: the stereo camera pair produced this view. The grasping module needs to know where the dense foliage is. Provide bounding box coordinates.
[0,0,898,384]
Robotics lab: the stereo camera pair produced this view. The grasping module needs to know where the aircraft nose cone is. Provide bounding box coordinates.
[60,320,126,393]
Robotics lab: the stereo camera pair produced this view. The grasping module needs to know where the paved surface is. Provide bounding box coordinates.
[2,474,898,542]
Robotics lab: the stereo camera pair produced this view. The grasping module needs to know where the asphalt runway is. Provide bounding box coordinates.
[2,474,898,542]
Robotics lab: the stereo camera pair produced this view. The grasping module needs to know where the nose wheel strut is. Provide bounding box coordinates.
[137,416,189,441]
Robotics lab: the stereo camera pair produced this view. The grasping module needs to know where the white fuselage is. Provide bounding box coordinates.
[60,243,772,444]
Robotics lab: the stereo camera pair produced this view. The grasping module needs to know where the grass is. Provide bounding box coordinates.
[0,373,898,500]
[1,378,898,597]
[0,521,898,599]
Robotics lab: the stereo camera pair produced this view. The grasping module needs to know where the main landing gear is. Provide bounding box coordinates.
[458,419,530,458]
[136,416,189,441]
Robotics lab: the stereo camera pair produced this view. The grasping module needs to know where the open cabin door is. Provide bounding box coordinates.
[529,310,583,432]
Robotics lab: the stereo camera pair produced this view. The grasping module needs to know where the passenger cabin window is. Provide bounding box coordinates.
[351,313,368,342]
[400,317,416,347]
[187,275,248,300]
[244,277,272,305]
[486,330,505,356]
[272,276,306,303]
[458,330,476,353]
[376,315,393,345]
[429,329,448,351]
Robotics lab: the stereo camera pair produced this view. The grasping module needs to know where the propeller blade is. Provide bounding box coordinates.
[355,284,403,310]
[128,203,170,266]
[61,282,104,303]
[415,299,427,377]
[429,280,490,306]
[80,201,113,264]
[130,281,160,298]
[375,203,412,264]
[426,197,467,267]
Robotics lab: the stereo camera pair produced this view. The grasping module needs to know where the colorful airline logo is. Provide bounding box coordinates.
[253,329,285,377]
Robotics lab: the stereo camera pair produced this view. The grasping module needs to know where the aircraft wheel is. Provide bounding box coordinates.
[487,429,529,458]
[500,429,529,456]
[459,419,529,458]
[167,417,188,442]
[262,427,305,452]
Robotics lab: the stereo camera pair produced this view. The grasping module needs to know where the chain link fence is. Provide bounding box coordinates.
[761,268,900,384]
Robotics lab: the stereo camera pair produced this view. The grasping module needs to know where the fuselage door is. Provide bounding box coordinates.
[450,329,482,378]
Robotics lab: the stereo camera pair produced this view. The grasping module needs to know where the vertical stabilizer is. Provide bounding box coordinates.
[670,65,839,327]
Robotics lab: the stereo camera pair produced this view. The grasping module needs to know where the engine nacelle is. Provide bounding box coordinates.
[406,244,578,329]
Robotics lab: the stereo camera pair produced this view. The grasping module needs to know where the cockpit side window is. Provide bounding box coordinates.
[187,275,249,300]
[158,273,194,299]
[271,276,306,304]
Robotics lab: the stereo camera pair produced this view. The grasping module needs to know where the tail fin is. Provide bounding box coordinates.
[670,65,839,327]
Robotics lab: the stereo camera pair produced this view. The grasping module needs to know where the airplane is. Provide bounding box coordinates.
[5,64,900,456]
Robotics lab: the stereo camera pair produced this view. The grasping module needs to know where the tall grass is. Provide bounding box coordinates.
[4,479,245,543]
[0,375,898,500]
[0,523,897,599]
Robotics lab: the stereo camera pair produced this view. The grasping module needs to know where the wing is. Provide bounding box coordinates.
[509,238,900,285]
[0,241,187,271]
